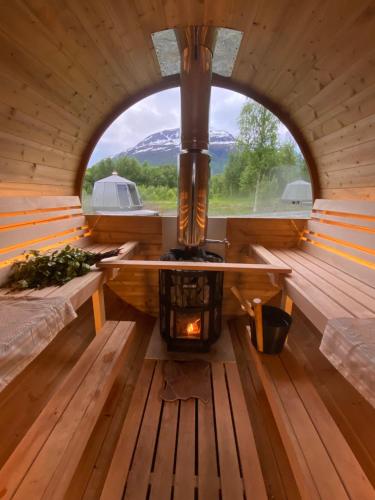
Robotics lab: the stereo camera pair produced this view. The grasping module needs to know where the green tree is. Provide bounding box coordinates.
[237,100,279,187]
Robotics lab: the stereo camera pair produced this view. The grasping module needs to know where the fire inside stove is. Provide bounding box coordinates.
[186,318,201,336]
[159,248,224,352]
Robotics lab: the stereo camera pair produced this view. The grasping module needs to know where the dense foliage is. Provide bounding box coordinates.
[83,157,177,194]
[6,246,119,290]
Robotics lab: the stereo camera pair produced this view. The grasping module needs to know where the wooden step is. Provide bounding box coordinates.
[246,328,374,500]
[0,320,136,500]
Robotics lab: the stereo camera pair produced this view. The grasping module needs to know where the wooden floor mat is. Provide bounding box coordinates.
[102,359,267,500]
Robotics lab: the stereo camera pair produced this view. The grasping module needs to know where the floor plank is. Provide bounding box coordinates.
[124,362,164,500]
[225,362,268,500]
[150,395,179,500]
[211,362,243,500]
[174,399,196,500]
[198,379,220,500]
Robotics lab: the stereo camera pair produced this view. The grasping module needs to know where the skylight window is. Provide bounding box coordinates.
[151,29,180,77]
[151,27,243,78]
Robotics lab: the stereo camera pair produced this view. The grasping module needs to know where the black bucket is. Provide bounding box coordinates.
[250,305,292,354]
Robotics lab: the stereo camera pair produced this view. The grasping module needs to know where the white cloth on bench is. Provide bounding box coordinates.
[320,318,375,408]
[0,296,77,391]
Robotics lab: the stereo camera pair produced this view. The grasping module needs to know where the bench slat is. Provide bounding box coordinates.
[251,244,287,267]
[47,270,105,311]
[288,249,375,313]
[293,249,375,298]
[275,250,374,318]
[300,238,375,288]
[97,259,292,274]
[284,274,351,332]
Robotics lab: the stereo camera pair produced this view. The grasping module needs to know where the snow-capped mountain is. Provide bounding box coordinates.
[114,128,236,174]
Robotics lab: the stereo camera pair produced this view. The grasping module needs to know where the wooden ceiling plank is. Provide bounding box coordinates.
[276,0,374,107]
[0,72,86,138]
[233,0,288,87]
[251,0,323,92]
[0,31,101,126]
[74,0,159,91]
[0,1,114,115]
[24,0,129,101]
[290,49,375,125]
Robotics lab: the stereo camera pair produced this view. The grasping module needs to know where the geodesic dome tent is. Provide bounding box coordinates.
[281,180,312,204]
[92,172,143,212]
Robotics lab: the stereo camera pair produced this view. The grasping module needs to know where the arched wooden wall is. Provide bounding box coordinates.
[0,0,374,200]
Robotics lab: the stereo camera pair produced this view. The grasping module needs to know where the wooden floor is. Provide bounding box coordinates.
[102,359,266,500]
[1,290,374,499]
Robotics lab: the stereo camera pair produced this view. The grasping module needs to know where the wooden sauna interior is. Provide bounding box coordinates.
[0,1,374,499]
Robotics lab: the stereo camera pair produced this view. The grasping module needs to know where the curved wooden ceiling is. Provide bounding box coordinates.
[0,0,374,200]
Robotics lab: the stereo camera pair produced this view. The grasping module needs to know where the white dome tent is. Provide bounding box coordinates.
[281,180,312,205]
[92,172,157,215]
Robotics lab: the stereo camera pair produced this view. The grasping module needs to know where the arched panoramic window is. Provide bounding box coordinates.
[83,87,312,217]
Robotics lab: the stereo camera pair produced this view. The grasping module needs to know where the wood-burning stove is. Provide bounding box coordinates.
[159,248,223,352]
[158,27,225,352]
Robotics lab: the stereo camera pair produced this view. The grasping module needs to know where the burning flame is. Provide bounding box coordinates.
[187,319,201,336]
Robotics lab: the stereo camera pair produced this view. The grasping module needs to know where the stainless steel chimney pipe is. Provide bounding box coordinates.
[176,26,217,248]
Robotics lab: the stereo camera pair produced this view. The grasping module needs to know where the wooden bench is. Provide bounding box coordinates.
[240,326,375,500]
[251,199,375,332]
[0,320,136,500]
[0,196,138,333]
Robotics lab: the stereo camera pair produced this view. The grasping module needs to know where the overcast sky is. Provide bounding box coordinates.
[88,86,290,166]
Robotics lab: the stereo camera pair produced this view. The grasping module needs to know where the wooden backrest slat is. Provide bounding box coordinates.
[304,222,375,262]
[313,199,375,217]
[311,212,375,230]
[299,240,375,288]
[0,196,81,213]
[300,199,375,286]
[0,197,92,286]
[0,208,83,227]
[307,220,375,252]
[1,215,88,249]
